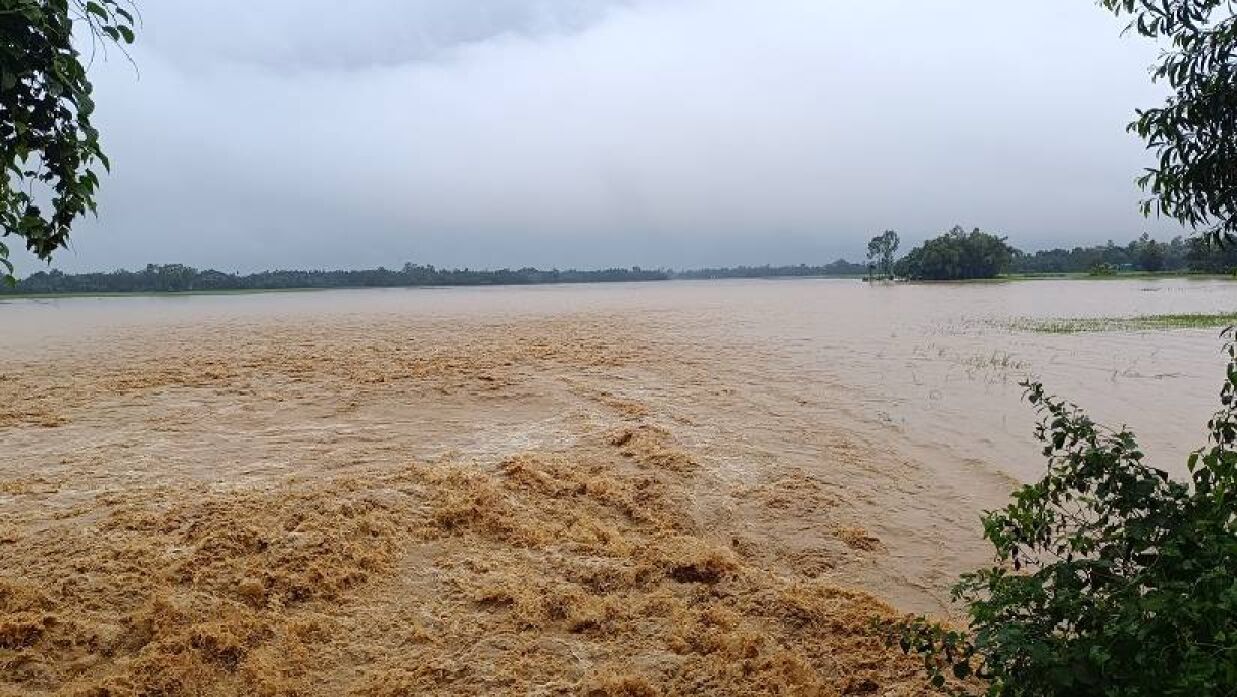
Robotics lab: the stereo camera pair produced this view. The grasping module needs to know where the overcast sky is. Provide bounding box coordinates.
[23,0,1183,273]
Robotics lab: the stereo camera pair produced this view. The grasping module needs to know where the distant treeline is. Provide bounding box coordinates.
[3,260,868,294]
[673,259,866,279]
[1008,234,1237,274]
[6,234,1235,294]
[892,229,1237,281]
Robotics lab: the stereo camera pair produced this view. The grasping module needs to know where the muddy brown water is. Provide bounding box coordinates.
[1,278,1232,695]
[7,278,1229,478]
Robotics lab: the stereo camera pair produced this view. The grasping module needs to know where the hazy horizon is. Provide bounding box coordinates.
[11,0,1188,276]
[14,229,1201,277]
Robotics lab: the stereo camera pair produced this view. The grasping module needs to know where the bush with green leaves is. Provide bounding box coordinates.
[1087,262,1118,277]
[890,330,1237,695]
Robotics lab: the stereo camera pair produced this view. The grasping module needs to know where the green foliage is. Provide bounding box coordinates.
[0,0,136,284]
[0,260,877,294]
[866,230,900,279]
[1186,234,1237,274]
[1100,0,1237,244]
[673,259,869,280]
[1009,235,1192,274]
[990,234,1237,275]
[1088,262,1118,277]
[895,226,1015,281]
[1134,233,1165,272]
[889,332,1237,696]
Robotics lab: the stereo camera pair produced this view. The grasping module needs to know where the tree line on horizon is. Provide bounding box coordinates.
[877,228,1237,281]
[5,231,1236,295]
[0,259,872,294]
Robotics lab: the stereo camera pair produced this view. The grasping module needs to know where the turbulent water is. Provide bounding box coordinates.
[1,277,1232,695]
[6,277,1231,479]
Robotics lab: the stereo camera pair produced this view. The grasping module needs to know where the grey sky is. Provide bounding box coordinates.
[25,0,1181,273]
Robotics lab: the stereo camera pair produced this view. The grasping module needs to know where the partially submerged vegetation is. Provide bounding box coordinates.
[892,1,1237,687]
[1008,312,1237,334]
[895,227,1015,281]
[892,334,1237,695]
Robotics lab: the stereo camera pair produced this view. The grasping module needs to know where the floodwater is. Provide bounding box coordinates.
[5,277,1231,479]
[1,277,1233,695]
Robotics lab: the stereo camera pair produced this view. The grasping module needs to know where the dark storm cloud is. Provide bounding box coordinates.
[23,0,1183,274]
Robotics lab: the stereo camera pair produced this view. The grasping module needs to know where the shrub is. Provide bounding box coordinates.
[889,330,1237,696]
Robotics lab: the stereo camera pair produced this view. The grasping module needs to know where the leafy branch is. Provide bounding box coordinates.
[0,0,137,285]
[1101,0,1237,245]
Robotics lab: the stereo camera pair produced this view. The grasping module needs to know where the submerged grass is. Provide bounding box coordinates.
[1010,311,1237,334]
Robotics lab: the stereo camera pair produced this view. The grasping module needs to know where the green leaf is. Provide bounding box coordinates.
[85,2,109,20]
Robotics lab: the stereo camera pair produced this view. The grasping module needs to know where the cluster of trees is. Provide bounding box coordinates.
[866,231,900,279]
[1010,234,1185,273]
[892,226,1016,281]
[3,260,876,294]
[1183,240,1237,274]
[863,228,1237,282]
[1005,233,1237,274]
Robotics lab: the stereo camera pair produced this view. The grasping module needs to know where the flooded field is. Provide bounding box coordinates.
[1,278,1232,695]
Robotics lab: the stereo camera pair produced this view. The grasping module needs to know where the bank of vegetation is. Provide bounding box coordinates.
[1009,233,1237,275]
[881,228,1237,281]
[0,261,874,295]
[7,233,1237,296]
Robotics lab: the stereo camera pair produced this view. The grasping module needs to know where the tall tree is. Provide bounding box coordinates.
[1136,232,1166,272]
[866,230,899,279]
[0,0,136,284]
[1101,0,1237,244]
